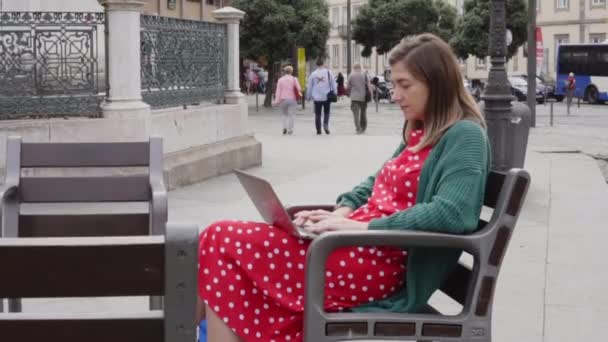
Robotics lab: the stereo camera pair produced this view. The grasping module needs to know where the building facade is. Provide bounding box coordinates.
[325,0,607,81]
[0,0,231,22]
[449,0,608,81]
[325,0,390,78]
[141,0,232,22]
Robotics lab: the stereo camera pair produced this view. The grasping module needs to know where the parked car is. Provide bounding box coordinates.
[515,74,563,102]
[508,76,545,104]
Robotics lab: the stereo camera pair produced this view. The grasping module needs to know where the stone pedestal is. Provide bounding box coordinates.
[213,7,245,104]
[98,0,150,118]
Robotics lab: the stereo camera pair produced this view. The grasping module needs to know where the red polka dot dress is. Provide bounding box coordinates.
[199,129,432,342]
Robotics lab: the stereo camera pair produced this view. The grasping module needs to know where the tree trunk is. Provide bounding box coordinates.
[264,60,276,107]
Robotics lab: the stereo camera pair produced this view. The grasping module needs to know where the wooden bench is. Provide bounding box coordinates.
[0,223,198,342]
[287,168,531,342]
[0,136,167,312]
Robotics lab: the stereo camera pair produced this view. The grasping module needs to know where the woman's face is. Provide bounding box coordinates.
[391,62,429,122]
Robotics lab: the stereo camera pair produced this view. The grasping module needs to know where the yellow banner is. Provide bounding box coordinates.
[297,48,306,90]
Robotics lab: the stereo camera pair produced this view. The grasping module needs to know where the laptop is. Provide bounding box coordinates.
[234,169,318,239]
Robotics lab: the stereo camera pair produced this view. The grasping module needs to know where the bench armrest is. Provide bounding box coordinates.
[149,180,168,235]
[0,184,18,201]
[305,229,483,317]
[0,183,18,234]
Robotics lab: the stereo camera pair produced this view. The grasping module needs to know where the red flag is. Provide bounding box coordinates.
[535,27,543,75]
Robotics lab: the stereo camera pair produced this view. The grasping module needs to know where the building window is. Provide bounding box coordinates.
[591,0,606,7]
[543,48,550,75]
[475,57,487,70]
[362,47,371,67]
[353,45,360,63]
[455,0,464,15]
[352,5,360,19]
[343,45,347,67]
[331,7,339,29]
[554,34,569,58]
[340,6,347,26]
[556,0,569,10]
[332,45,340,67]
[513,54,519,71]
[589,33,607,43]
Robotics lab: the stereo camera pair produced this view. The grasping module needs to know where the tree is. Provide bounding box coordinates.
[352,0,457,58]
[450,0,527,60]
[233,0,330,107]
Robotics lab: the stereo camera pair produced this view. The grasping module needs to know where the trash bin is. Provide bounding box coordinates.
[479,101,531,171]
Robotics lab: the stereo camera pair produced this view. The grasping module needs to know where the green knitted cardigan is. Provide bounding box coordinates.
[336,119,491,313]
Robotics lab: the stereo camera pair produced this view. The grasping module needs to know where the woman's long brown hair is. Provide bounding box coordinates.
[388,33,485,151]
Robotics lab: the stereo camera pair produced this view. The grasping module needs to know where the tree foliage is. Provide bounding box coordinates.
[449,0,528,60]
[352,0,457,57]
[234,0,330,62]
[233,0,330,106]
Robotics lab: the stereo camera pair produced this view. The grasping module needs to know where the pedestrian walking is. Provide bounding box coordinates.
[273,65,302,135]
[566,72,576,115]
[347,63,374,134]
[337,72,346,99]
[306,59,337,135]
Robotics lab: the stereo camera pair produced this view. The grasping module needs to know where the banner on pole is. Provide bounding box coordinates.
[298,48,306,90]
[535,27,543,75]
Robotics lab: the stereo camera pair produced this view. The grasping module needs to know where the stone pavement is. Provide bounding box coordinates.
[16,96,608,341]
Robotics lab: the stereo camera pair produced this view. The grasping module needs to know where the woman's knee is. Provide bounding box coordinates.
[200,220,238,244]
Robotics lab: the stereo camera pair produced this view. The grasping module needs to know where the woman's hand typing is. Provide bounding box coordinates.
[293,207,366,233]
[304,216,368,233]
[293,207,353,226]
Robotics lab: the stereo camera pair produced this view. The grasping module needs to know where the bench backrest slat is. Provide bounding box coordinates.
[18,214,150,237]
[0,236,164,298]
[482,171,505,209]
[20,142,150,167]
[438,263,471,305]
[19,176,150,203]
[0,313,164,342]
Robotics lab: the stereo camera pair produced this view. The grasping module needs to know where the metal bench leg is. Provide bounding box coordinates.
[149,295,163,310]
[8,298,22,312]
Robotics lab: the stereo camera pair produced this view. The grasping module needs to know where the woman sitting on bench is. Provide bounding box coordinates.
[197,33,491,342]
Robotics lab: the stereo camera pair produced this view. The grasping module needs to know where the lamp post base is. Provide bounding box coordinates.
[479,100,531,171]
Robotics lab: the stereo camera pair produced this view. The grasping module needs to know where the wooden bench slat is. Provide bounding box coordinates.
[20,176,150,203]
[0,312,163,342]
[0,236,164,298]
[19,213,149,237]
[21,142,150,167]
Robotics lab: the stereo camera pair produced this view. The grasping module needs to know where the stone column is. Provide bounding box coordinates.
[213,7,245,104]
[99,0,150,118]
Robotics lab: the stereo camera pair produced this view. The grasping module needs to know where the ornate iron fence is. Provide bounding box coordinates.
[140,15,226,109]
[0,12,105,119]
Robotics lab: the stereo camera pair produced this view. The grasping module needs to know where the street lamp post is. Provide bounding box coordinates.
[346,0,352,76]
[527,0,537,127]
[479,0,531,171]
